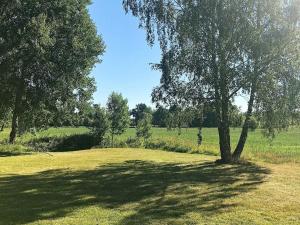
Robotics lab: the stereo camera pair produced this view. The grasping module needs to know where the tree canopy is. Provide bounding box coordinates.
[123,0,300,162]
[131,103,152,126]
[0,0,105,143]
[107,92,131,145]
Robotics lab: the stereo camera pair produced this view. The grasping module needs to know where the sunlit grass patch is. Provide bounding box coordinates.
[0,149,299,225]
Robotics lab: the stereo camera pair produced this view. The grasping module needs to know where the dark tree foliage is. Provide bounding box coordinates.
[152,106,169,127]
[131,103,152,126]
[0,0,105,143]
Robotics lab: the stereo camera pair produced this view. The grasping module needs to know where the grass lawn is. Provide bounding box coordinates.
[0,148,299,225]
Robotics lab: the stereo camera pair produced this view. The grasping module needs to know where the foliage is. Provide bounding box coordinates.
[28,133,95,152]
[145,139,193,154]
[123,0,300,162]
[165,105,186,135]
[131,103,152,126]
[90,105,110,145]
[0,0,104,143]
[107,92,130,144]
[0,107,11,131]
[248,117,259,132]
[136,112,152,140]
[152,106,168,127]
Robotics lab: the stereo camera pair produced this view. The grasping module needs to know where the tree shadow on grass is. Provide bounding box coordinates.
[0,160,270,225]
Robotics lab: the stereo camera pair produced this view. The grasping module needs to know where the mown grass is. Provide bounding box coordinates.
[0,149,299,225]
[0,126,300,163]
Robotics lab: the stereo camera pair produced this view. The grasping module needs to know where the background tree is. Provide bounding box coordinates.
[51,79,97,127]
[229,105,244,128]
[288,78,300,126]
[152,106,168,127]
[136,112,152,141]
[0,107,11,132]
[107,92,130,145]
[0,0,104,143]
[248,117,259,132]
[165,105,185,135]
[90,105,110,145]
[131,103,152,126]
[123,0,300,163]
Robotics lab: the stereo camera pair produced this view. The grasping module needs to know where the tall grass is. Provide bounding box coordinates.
[0,127,299,163]
[116,127,300,163]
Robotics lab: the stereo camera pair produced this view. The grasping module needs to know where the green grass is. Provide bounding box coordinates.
[1,127,300,163]
[114,127,300,163]
[0,148,299,225]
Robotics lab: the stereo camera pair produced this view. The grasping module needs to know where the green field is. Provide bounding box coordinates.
[120,127,300,163]
[0,148,299,225]
[1,127,299,163]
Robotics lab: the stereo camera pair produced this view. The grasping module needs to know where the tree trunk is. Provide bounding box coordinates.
[232,84,256,161]
[9,85,23,144]
[197,106,204,146]
[233,2,262,161]
[197,127,202,146]
[218,58,232,162]
[218,123,232,163]
[210,9,232,163]
[214,94,232,163]
[212,75,232,162]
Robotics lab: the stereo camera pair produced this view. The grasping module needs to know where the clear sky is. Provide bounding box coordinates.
[88,0,248,111]
[88,0,161,109]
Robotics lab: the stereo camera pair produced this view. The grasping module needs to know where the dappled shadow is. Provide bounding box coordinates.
[0,160,270,225]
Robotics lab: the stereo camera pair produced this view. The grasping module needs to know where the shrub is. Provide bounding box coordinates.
[136,113,152,140]
[125,137,143,148]
[248,117,258,131]
[28,134,95,152]
[145,139,192,153]
[90,105,110,145]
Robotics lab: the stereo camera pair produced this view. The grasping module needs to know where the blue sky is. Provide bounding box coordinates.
[88,0,248,111]
[88,0,161,109]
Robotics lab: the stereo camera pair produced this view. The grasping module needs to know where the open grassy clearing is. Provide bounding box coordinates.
[1,127,299,163]
[0,148,299,225]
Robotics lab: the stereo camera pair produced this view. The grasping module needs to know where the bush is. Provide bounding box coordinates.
[248,117,258,131]
[145,139,192,153]
[28,133,96,152]
[103,137,142,149]
[90,105,110,145]
[125,137,143,148]
[0,144,30,156]
[136,113,152,140]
